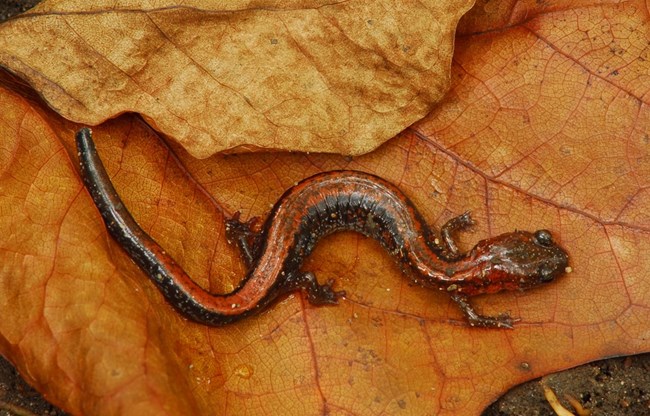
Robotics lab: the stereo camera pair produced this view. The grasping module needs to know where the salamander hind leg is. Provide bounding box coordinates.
[225,211,263,268]
[440,212,475,259]
[288,271,346,306]
[450,293,519,329]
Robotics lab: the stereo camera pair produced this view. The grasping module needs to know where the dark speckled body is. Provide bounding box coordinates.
[76,128,570,328]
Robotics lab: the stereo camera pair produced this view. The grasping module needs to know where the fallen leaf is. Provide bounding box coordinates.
[0,0,473,158]
[1,1,649,416]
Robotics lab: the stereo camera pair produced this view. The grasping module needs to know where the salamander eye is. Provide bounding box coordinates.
[538,264,555,283]
[533,229,553,247]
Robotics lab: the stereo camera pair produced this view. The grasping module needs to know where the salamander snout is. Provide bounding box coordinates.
[531,229,569,282]
[522,229,570,287]
[533,229,570,283]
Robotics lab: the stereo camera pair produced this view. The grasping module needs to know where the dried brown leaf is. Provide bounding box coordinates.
[0,0,473,158]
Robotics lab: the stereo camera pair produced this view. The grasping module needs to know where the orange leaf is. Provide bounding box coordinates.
[1,1,649,415]
[0,0,473,158]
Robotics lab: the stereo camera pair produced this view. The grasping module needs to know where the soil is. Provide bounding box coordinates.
[483,354,650,415]
[0,0,38,22]
[0,1,649,415]
[0,356,69,416]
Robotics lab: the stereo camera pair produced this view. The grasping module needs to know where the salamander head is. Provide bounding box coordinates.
[467,229,570,294]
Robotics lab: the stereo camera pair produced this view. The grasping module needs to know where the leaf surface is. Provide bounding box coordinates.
[0,0,472,158]
[1,1,649,415]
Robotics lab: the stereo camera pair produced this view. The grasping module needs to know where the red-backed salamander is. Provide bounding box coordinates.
[76,128,570,329]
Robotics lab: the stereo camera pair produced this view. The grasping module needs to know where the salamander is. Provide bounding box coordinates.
[75,128,570,328]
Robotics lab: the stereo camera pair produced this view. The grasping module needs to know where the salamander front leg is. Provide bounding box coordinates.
[449,293,518,329]
[287,271,346,306]
[225,211,263,269]
[440,212,474,259]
